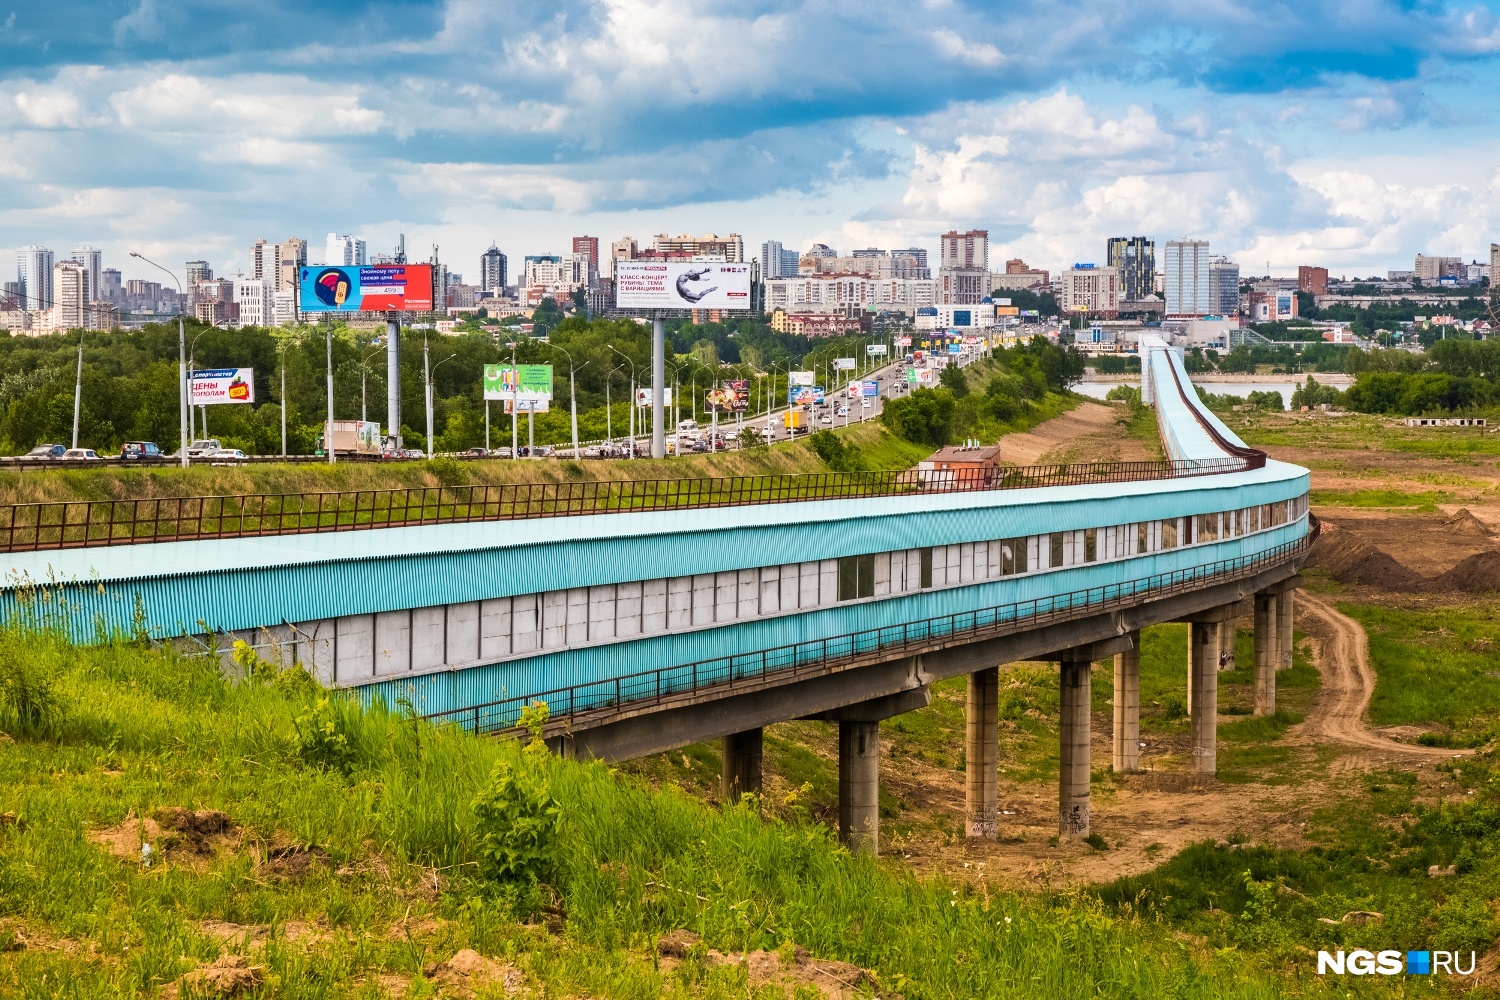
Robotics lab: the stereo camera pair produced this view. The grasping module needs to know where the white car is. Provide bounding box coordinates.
[210,448,248,464]
[836,406,849,417]
[60,448,101,461]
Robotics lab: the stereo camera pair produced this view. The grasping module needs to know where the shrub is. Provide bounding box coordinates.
[880,388,956,446]
[472,702,562,916]
[0,640,65,739]
[293,693,362,775]
[808,431,864,472]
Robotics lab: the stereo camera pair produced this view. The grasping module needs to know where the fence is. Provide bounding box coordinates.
[0,456,1260,553]
[422,527,1314,738]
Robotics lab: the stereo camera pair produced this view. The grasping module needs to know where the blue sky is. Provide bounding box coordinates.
[4,0,1500,283]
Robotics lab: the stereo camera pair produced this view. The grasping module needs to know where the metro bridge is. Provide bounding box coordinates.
[0,342,1311,854]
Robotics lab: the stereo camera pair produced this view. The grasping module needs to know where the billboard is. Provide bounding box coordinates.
[948,343,963,354]
[484,364,553,401]
[504,398,550,414]
[861,380,879,397]
[706,380,748,413]
[866,343,888,356]
[615,262,752,310]
[298,264,434,313]
[789,370,815,386]
[833,357,857,370]
[788,385,825,406]
[190,368,254,405]
[635,387,675,407]
[895,336,912,347]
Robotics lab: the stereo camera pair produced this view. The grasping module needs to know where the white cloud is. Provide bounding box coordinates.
[931,29,1003,67]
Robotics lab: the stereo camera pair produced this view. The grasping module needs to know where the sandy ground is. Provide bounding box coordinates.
[999,401,1154,465]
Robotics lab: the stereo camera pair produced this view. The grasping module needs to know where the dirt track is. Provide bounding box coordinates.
[1296,594,1465,759]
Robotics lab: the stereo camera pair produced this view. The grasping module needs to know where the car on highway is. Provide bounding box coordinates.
[20,444,66,462]
[759,425,776,441]
[402,449,425,460]
[819,413,834,425]
[119,441,164,460]
[185,439,221,458]
[61,448,102,461]
[835,406,849,417]
[210,448,249,464]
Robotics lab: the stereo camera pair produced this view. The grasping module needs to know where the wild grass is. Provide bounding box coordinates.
[1345,603,1500,747]
[1309,488,1450,511]
[0,624,1353,998]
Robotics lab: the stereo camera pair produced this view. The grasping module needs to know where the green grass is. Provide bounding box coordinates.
[1309,488,1450,510]
[1345,602,1500,747]
[0,625,1363,998]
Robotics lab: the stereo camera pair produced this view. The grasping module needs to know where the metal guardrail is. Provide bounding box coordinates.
[0,457,1257,553]
[423,526,1316,738]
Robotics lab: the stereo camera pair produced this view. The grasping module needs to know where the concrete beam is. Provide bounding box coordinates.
[1276,590,1296,670]
[1059,657,1092,841]
[966,667,999,839]
[1190,620,1218,774]
[839,720,879,855]
[1047,634,1136,663]
[1253,591,1276,715]
[1178,597,1253,624]
[806,686,931,723]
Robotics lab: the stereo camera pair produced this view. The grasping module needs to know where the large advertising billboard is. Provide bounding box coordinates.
[298,264,435,313]
[866,343,888,356]
[190,368,254,405]
[635,387,675,408]
[706,380,748,413]
[789,370,815,387]
[860,380,879,397]
[615,262,752,310]
[833,357,857,370]
[484,364,553,401]
[788,386,825,406]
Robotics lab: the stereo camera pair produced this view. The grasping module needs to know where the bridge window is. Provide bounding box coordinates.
[1162,519,1178,548]
[919,548,933,589]
[1137,523,1148,554]
[1000,538,1027,576]
[839,554,876,601]
[1196,513,1219,542]
[1084,528,1097,563]
[1049,532,1064,568]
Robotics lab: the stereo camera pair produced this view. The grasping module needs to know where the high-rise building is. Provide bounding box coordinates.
[1208,257,1241,316]
[652,232,744,261]
[1105,236,1155,301]
[938,230,988,304]
[572,236,599,272]
[325,233,367,267]
[851,248,886,258]
[234,276,275,327]
[1297,265,1328,296]
[98,268,122,304]
[609,237,638,280]
[249,239,281,287]
[1059,264,1120,317]
[480,244,508,293]
[186,261,213,285]
[1414,253,1463,283]
[1491,245,1500,302]
[52,260,92,330]
[1164,239,1211,317]
[68,245,103,303]
[891,248,930,280]
[17,246,54,311]
[762,240,788,279]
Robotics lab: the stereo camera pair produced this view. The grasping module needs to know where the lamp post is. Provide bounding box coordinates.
[608,345,636,458]
[325,322,335,465]
[359,347,383,423]
[129,252,188,466]
[425,348,457,459]
[70,326,84,449]
[604,365,621,444]
[187,329,209,441]
[551,344,585,460]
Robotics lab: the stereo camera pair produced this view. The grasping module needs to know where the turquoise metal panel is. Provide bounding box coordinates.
[351,518,1309,721]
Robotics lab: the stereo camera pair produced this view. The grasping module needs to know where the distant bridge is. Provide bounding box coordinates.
[2,339,1310,855]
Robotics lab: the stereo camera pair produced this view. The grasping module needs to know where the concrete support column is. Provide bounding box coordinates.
[1112,635,1140,773]
[965,667,999,839]
[1059,658,1092,841]
[1218,619,1237,672]
[1254,593,1277,716]
[839,720,880,855]
[1190,622,1218,775]
[720,728,763,803]
[1276,590,1296,670]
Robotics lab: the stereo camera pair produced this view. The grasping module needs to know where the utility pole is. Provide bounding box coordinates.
[386,311,401,450]
[70,328,84,449]
[326,322,336,465]
[651,312,665,458]
[130,252,189,466]
[510,341,519,460]
[279,344,287,457]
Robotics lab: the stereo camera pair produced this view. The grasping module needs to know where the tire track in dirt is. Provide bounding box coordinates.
[1296,593,1466,758]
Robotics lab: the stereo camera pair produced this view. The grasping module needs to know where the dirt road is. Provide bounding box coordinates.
[999,401,1155,465]
[1296,593,1464,758]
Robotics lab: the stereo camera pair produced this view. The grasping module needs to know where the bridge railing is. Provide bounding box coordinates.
[421,526,1313,738]
[0,456,1256,553]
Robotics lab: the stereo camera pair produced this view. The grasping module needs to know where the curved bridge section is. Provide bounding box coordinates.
[1,346,1311,853]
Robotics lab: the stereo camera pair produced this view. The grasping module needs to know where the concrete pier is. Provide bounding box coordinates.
[965,666,999,839]
[720,728,763,803]
[1112,635,1140,773]
[838,720,880,854]
[1059,657,1092,840]
[1277,589,1296,669]
[1218,618,1237,671]
[1190,621,1218,775]
[1254,592,1276,715]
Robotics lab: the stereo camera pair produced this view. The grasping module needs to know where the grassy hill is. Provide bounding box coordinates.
[0,625,1338,999]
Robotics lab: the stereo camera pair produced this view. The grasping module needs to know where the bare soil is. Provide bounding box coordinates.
[999,401,1153,465]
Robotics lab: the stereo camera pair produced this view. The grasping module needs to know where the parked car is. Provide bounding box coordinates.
[60,448,102,461]
[119,441,163,460]
[186,438,221,458]
[402,449,425,460]
[579,444,602,459]
[531,445,555,458]
[464,447,489,457]
[210,448,248,464]
[20,444,65,461]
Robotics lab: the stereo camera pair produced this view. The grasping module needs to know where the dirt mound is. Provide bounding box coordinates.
[163,955,264,998]
[423,948,524,997]
[90,808,238,864]
[1431,550,1500,592]
[1308,527,1427,591]
[257,841,330,879]
[154,808,235,854]
[1443,508,1494,539]
[656,930,881,998]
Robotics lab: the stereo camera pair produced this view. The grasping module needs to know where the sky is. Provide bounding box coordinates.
[4,0,1500,285]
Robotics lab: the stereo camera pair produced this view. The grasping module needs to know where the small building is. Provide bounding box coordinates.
[917,443,1003,487]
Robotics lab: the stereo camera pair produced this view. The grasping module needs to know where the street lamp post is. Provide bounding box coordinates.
[187,329,209,441]
[425,348,457,459]
[604,365,621,444]
[326,322,336,465]
[608,345,636,458]
[359,347,383,423]
[551,344,585,460]
[129,252,188,466]
[70,327,84,449]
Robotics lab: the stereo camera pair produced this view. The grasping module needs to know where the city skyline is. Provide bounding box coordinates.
[3,2,1500,283]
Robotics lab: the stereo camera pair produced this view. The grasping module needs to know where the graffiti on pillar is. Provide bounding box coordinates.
[967,807,998,839]
[1062,803,1089,836]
